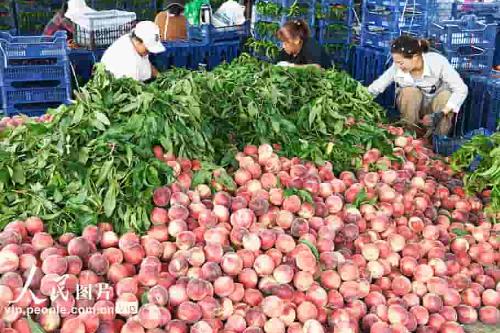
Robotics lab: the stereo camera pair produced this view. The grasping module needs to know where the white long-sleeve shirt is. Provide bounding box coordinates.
[101,35,152,82]
[367,52,468,113]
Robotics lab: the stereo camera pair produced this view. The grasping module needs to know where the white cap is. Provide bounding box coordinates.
[134,21,166,54]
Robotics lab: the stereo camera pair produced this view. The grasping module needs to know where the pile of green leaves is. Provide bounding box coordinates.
[451,132,500,215]
[0,54,392,235]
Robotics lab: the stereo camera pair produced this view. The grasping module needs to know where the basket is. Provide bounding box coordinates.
[188,22,250,44]
[428,15,497,52]
[74,10,137,50]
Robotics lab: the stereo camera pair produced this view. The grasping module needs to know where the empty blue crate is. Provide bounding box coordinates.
[362,5,428,31]
[486,77,500,131]
[188,22,250,44]
[1,85,71,117]
[428,15,497,52]
[445,47,495,75]
[317,0,353,23]
[318,20,352,44]
[360,27,401,49]
[363,0,428,10]
[0,31,68,61]
[433,128,493,156]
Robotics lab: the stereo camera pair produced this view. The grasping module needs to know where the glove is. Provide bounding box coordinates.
[430,111,445,134]
[277,61,294,67]
[423,111,445,138]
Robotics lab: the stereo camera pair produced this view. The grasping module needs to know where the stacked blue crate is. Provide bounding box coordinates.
[428,15,497,74]
[253,0,316,57]
[316,0,354,69]
[0,31,71,117]
[188,22,250,45]
[361,0,429,50]
[350,45,396,116]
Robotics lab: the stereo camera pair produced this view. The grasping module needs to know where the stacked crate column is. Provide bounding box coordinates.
[0,31,71,117]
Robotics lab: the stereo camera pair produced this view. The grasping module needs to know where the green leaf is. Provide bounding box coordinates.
[141,291,149,305]
[12,165,26,185]
[27,314,47,333]
[299,239,320,261]
[192,170,212,188]
[452,228,469,237]
[103,182,117,217]
[96,112,111,126]
[78,148,89,164]
[72,105,84,125]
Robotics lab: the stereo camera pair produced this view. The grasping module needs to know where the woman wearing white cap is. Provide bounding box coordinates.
[100,21,166,82]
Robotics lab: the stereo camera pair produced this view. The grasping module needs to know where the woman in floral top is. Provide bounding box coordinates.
[43,2,75,39]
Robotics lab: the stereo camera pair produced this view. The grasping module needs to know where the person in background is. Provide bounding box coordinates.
[43,0,94,46]
[100,21,165,82]
[368,35,468,136]
[154,0,188,41]
[276,19,330,69]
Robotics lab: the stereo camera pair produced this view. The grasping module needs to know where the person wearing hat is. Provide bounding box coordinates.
[368,35,468,136]
[43,0,95,46]
[154,0,188,41]
[100,21,166,82]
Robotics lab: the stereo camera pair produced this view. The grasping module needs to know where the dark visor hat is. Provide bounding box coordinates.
[164,0,186,9]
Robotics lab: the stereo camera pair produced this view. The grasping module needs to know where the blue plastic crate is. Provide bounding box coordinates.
[0,31,68,61]
[191,41,242,70]
[188,22,250,44]
[433,128,493,156]
[360,27,401,49]
[363,0,429,10]
[318,20,352,44]
[1,84,71,117]
[428,15,497,52]
[68,48,105,82]
[323,43,352,70]
[350,45,396,111]
[445,46,495,75]
[0,63,70,86]
[317,0,354,23]
[486,76,500,131]
[150,41,206,71]
[362,5,427,30]
[255,13,283,24]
